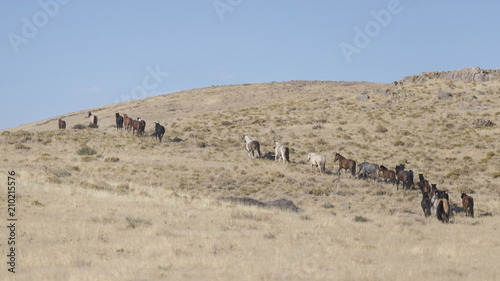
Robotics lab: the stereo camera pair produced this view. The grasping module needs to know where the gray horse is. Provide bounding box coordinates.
[357,162,379,181]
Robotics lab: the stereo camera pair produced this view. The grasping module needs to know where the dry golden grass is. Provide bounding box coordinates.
[1,79,500,280]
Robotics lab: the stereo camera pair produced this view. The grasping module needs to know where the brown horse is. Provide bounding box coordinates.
[131,120,144,136]
[333,153,356,178]
[395,164,414,191]
[58,119,66,130]
[137,117,146,134]
[123,114,133,132]
[379,165,396,185]
[461,193,474,218]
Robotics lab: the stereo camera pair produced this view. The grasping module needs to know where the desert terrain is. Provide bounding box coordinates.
[1,68,499,280]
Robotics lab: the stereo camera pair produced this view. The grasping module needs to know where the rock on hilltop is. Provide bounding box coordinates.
[395,67,500,85]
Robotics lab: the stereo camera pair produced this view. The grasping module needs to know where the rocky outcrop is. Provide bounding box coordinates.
[356,93,370,101]
[473,119,496,127]
[395,67,500,85]
[438,92,453,100]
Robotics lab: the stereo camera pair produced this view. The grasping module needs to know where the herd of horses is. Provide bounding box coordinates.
[57,111,165,143]
[242,134,475,223]
[55,116,475,223]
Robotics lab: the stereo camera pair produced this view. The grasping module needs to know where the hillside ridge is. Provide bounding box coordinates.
[395,67,500,85]
[7,80,384,132]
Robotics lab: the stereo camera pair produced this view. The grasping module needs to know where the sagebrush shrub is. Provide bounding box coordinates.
[77,145,97,156]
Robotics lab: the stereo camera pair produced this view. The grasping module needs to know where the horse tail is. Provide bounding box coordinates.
[437,200,444,222]
[284,147,290,163]
[256,142,261,158]
[469,197,474,218]
[351,161,356,177]
[443,199,450,222]
[321,156,326,173]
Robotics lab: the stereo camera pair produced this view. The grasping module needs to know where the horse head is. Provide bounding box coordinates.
[333,153,340,162]
[243,135,252,143]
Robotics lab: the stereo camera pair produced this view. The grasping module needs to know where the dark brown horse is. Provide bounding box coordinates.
[123,114,133,132]
[418,174,431,195]
[461,193,474,218]
[334,153,356,178]
[379,165,396,185]
[421,192,432,218]
[395,164,414,191]
[58,119,66,130]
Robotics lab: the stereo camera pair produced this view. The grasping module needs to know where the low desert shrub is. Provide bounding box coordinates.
[77,145,97,156]
[15,143,30,150]
[105,157,120,163]
[73,124,86,130]
[54,170,71,178]
[354,216,369,223]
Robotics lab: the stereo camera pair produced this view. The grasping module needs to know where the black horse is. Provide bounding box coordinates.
[154,122,165,143]
[421,192,432,218]
[115,113,124,130]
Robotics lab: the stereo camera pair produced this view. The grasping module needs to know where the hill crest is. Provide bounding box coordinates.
[395,67,500,85]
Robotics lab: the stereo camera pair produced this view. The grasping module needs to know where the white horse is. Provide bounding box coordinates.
[307,153,326,173]
[273,141,290,163]
[87,111,98,126]
[243,135,261,159]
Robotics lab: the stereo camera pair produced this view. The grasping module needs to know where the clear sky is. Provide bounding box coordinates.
[1,1,499,130]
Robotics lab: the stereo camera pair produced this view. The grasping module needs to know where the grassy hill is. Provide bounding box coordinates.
[1,75,499,280]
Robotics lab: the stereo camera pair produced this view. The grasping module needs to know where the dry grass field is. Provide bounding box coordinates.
[1,75,500,280]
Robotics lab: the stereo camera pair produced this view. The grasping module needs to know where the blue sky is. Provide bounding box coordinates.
[1,1,499,130]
